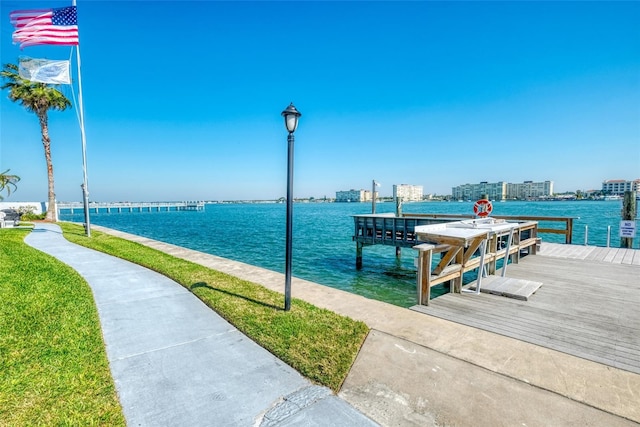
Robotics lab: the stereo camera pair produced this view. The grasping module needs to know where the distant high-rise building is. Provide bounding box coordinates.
[601,179,640,195]
[452,180,553,200]
[451,181,507,201]
[506,181,554,199]
[393,184,423,202]
[335,189,371,202]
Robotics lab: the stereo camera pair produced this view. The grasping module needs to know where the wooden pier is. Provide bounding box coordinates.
[352,213,543,269]
[411,243,640,375]
[353,213,573,250]
[57,201,205,214]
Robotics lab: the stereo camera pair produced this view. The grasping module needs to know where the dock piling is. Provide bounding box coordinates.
[621,191,637,249]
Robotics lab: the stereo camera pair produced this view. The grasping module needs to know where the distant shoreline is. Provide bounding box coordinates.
[1,197,631,212]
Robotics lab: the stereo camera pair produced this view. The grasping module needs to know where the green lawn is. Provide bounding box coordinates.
[0,228,125,426]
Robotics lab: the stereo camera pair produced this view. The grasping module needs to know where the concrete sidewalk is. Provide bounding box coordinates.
[24,223,378,427]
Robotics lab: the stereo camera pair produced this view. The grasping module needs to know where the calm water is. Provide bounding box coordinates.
[60,200,634,307]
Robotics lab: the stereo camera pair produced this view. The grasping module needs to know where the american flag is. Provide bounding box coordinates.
[10,6,79,49]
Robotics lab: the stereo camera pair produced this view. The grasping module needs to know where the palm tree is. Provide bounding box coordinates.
[1,62,71,221]
[0,169,20,201]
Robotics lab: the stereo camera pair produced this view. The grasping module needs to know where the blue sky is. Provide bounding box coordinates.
[1,0,638,202]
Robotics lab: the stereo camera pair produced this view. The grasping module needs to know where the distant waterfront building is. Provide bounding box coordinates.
[452,181,507,201]
[506,181,554,199]
[335,189,371,202]
[601,179,640,196]
[393,184,423,202]
[452,180,553,200]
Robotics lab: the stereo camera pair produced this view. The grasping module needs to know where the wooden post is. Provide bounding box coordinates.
[356,242,363,270]
[420,249,432,305]
[620,191,636,248]
[395,196,403,217]
[454,248,463,293]
[414,244,434,305]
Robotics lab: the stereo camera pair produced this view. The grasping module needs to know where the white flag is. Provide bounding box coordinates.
[18,57,71,84]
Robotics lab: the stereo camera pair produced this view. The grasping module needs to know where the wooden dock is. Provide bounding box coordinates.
[57,201,205,214]
[411,243,640,374]
[352,213,575,270]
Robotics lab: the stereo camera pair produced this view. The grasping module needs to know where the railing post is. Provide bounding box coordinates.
[607,226,611,248]
[584,225,588,246]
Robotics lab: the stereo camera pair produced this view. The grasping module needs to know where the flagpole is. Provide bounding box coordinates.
[73,0,91,237]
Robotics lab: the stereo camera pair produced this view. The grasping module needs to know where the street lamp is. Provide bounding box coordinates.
[281,103,301,311]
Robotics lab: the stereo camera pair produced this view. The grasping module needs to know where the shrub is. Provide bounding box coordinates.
[20,212,46,221]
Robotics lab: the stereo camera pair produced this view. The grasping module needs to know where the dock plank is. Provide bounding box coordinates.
[603,248,619,263]
[622,249,635,265]
[411,254,640,374]
[612,249,627,264]
[585,246,609,262]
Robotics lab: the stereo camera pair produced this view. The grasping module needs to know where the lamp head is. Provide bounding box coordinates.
[281,103,301,133]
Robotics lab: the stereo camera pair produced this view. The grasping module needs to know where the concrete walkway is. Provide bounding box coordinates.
[24,223,378,427]
[84,224,640,427]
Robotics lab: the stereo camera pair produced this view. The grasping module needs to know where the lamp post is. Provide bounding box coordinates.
[81,183,90,236]
[281,103,301,311]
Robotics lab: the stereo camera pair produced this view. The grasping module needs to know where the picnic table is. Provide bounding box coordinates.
[413,218,531,305]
